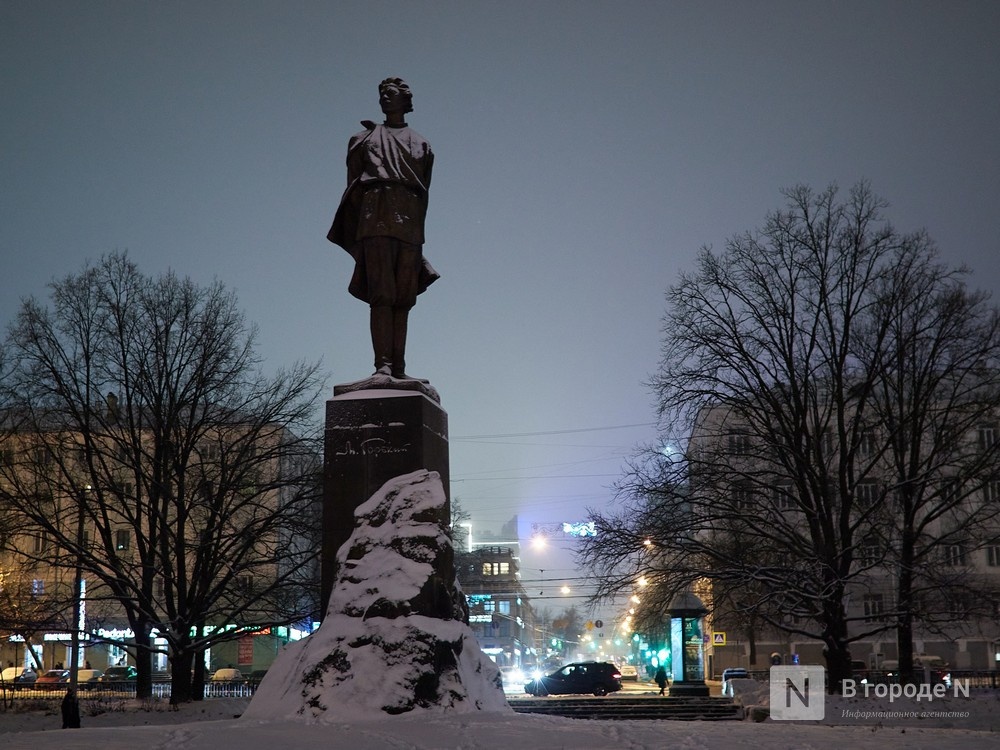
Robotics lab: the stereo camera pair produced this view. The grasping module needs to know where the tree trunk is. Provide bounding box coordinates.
[822,591,853,692]
[169,648,194,705]
[133,626,153,699]
[823,640,853,693]
[896,537,916,684]
[192,646,206,701]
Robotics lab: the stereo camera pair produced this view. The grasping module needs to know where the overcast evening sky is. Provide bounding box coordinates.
[3,1,999,608]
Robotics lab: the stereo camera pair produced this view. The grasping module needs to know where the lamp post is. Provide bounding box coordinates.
[68,485,89,692]
[667,588,709,697]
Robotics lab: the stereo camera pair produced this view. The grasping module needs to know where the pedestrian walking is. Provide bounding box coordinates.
[654,665,667,695]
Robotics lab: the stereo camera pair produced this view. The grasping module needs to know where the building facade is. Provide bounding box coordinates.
[454,545,539,670]
[688,403,1000,674]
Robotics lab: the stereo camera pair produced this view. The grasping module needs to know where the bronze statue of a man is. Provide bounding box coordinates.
[327,77,438,379]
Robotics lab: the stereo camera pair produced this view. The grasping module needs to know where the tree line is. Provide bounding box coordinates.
[580,183,1000,688]
[0,253,324,703]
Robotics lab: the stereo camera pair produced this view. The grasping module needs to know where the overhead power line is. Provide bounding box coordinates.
[453,422,655,440]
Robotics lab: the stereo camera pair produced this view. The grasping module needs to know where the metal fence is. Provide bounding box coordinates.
[0,679,259,706]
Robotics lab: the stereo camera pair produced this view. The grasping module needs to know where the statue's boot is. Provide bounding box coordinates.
[371,305,394,376]
[391,307,408,378]
[391,308,429,382]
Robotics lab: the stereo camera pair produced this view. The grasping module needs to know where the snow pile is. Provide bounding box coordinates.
[243,470,509,722]
[730,678,769,720]
[730,676,1000,730]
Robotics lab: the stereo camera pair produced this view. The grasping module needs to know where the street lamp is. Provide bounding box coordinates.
[68,485,90,692]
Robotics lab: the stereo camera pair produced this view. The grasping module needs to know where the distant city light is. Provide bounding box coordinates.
[562,521,596,537]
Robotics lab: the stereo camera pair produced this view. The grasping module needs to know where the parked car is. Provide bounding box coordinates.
[882,654,951,686]
[14,668,38,688]
[1,666,37,689]
[99,665,138,683]
[36,669,70,686]
[524,661,623,697]
[720,667,750,697]
[1,666,24,684]
[210,667,245,683]
[75,668,104,689]
[618,664,639,681]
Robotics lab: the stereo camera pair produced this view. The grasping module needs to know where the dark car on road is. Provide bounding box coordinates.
[524,661,623,697]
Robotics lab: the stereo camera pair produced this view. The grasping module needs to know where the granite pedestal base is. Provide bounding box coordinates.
[321,386,449,614]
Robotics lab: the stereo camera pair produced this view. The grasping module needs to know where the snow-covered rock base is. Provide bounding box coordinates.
[243,469,509,722]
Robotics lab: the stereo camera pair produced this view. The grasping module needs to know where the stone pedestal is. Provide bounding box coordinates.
[321,385,449,614]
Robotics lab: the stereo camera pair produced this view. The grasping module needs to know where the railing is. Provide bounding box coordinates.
[0,679,261,705]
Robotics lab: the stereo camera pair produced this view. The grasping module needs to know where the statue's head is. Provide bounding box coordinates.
[378,77,414,115]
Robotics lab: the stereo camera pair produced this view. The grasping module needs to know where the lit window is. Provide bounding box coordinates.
[481,561,511,576]
[115,529,130,550]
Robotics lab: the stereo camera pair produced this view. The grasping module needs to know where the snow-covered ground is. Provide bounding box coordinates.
[1,688,999,749]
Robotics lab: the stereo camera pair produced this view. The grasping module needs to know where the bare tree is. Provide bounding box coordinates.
[859,248,1000,682]
[549,605,584,659]
[0,253,324,702]
[582,184,1000,688]
[449,495,471,553]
